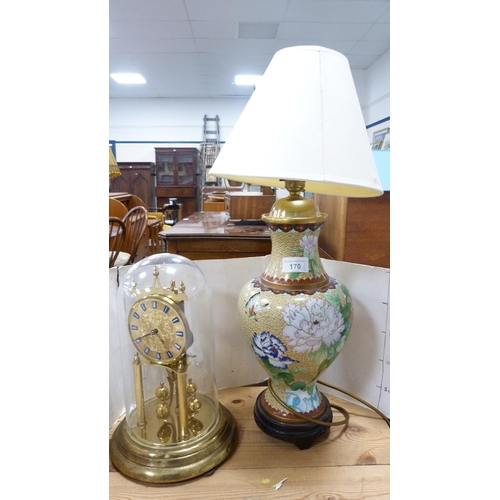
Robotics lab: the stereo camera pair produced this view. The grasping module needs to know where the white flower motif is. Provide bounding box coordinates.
[299,234,317,255]
[282,298,345,354]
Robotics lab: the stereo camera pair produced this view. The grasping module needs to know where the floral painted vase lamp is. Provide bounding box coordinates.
[210,46,383,449]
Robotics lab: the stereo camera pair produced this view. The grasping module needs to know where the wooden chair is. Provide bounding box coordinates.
[127,194,147,209]
[120,206,148,265]
[109,198,128,219]
[109,217,126,268]
[147,212,164,255]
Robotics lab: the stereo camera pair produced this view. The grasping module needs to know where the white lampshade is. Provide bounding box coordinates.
[210,46,383,197]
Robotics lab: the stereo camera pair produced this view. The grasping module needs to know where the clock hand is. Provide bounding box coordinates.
[156,335,167,347]
[137,328,158,340]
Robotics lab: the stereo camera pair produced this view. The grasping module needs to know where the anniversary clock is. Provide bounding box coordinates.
[109,254,238,483]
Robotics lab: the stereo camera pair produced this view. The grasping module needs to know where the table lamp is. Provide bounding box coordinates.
[109,145,121,179]
[210,46,383,449]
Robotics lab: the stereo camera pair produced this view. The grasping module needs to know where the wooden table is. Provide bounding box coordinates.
[109,192,132,207]
[159,211,272,260]
[109,386,390,499]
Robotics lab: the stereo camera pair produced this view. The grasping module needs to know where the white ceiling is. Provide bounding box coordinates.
[109,0,390,99]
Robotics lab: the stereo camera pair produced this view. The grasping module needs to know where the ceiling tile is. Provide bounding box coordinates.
[195,38,277,54]
[345,53,382,69]
[184,0,288,21]
[284,0,390,23]
[110,38,198,54]
[190,21,238,38]
[109,20,192,39]
[350,40,390,55]
[109,0,390,98]
[278,22,373,40]
[238,22,280,39]
[361,22,390,42]
[109,0,188,21]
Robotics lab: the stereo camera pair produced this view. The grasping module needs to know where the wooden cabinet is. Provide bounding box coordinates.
[155,148,200,218]
[223,192,275,220]
[110,162,154,208]
[344,192,390,268]
[313,192,390,268]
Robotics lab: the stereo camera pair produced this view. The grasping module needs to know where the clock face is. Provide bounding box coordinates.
[128,295,187,365]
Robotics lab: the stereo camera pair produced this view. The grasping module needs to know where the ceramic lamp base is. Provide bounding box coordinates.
[253,389,332,450]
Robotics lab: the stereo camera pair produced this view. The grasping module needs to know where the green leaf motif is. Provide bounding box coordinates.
[333,336,347,353]
[325,291,342,309]
[342,316,352,336]
[261,358,279,375]
[277,371,295,385]
[318,357,331,373]
[309,343,329,365]
[326,344,337,360]
[324,289,352,325]
[259,358,303,389]
[290,381,306,391]
[305,381,317,395]
[289,366,308,375]
[312,259,322,278]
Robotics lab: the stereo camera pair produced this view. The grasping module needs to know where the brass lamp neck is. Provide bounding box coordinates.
[264,179,325,224]
[283,180,306,197]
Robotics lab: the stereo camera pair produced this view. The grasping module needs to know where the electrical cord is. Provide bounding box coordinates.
[267,380,349,427]
[318,379,390,428]
[266,379,390,429]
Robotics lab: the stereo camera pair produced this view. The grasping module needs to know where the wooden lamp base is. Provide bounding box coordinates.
[253,389,332,450]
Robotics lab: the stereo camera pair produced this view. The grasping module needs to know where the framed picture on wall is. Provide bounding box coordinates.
[371,127,390,150]
[381,129,390,150]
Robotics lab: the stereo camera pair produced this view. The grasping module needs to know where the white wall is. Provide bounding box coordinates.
[109,98,249,162]
[362,50,390,128]
[109,50,390,162]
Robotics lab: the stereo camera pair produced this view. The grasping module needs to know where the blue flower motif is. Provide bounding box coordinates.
[252,331,297,369]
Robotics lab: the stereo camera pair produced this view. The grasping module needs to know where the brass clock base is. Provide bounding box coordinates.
[109,403,238,483]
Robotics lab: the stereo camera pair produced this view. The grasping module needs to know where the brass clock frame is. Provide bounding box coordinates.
[110,260,238,483]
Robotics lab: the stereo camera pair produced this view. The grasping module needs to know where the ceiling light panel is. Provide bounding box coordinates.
[110,73,146,84]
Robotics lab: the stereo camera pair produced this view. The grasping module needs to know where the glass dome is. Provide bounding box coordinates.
[110,253,237,483]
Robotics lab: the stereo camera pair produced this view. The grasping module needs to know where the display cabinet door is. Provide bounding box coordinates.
[157,154,175,185]
[177,153,196,185]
